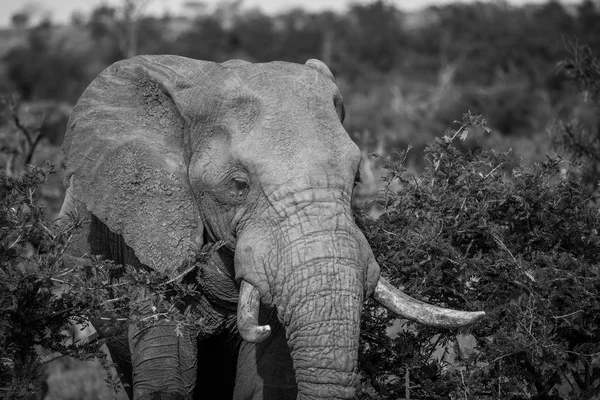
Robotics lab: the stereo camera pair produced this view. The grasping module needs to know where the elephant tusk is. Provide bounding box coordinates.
[237,280,271,343]
[373,277,485,329]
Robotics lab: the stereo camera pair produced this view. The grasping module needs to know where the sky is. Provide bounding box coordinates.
[0,0,583,28]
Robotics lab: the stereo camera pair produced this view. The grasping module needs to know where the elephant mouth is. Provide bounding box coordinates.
[236,261,485,343]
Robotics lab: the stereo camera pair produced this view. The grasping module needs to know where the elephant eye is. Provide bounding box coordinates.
[232,178,250,198]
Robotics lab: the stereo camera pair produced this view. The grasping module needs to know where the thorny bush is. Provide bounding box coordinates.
[0,165,225,398]
[357,112,600,399]
[0,165,107,398]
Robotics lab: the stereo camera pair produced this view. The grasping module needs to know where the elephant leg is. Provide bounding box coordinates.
[233,322,297,400]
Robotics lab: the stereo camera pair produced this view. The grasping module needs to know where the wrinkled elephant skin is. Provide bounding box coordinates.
[59,55,484,400]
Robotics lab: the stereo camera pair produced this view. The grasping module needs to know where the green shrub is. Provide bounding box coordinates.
[358,112,600,399]
[0,164,225,399]
[0,165,109,399]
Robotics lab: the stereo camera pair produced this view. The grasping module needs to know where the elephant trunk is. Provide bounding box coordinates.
[281,255,364,399]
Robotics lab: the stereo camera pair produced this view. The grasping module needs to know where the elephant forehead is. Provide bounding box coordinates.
[220,61,337,102]
[231,121,359,187]
[190,63,332,141]
[199,61,359,180]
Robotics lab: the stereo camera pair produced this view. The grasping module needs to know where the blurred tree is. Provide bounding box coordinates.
[135,16,175,55]
[11,12,30,31]
[3,20,88,103]
[182,1,208,15]
[88,6,124,62]
[174,14,232,61]
[577,1,600,51]
[229,10,277,62]
[122,0,149,57]
[9,3,45,32]
[213,0,243,29]
[87,0,153,61]
[70,11,86,27]
[0,96,42,176]
[553,44,600,197]
[0,95,71,176]
[412,1,576,87]
[342,1,406,73]
[273,10,323,63]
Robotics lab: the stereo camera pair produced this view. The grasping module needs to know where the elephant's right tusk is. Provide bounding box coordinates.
[373,277,485,329]
[237,280,271,343]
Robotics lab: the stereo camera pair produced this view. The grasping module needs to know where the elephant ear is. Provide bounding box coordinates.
[63,55,216,276]
[221,59,251,68]
[305,58,335,81]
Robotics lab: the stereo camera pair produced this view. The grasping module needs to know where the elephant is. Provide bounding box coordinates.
[58,55,484,400]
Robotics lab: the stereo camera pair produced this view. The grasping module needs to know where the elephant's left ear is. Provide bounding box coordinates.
[62,55,217,276]
[305,59,335,81]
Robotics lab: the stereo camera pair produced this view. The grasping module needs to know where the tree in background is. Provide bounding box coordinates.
[343,1,406,74]
[174,12,234,62]
[0,165,111,399]
[88,0,153,60]
[2,20,88,103]
[553,43,600,198]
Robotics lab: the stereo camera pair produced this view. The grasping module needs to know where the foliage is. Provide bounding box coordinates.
[357,112,600,399]
[0,162,229,398]
[0,165,108,398]
[2,20,88,103]
[553,43,600,197]
[62,240,228,340]
[1,96,46,176]
[341,1,406,74]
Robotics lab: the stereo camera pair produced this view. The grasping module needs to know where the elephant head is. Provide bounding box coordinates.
[60,55,484,400]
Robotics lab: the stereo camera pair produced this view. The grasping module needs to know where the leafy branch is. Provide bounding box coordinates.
[358,110,600,399]
[0,95,47,176]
